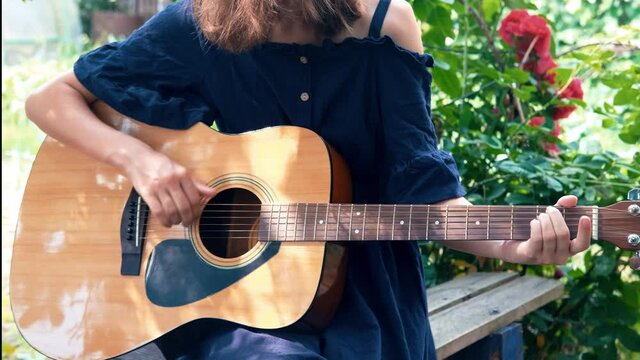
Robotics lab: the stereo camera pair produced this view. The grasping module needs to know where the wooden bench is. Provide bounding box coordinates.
[429,272,564,359]
[121,272,562,359]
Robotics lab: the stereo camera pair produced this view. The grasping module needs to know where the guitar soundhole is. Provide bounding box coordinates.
[199,188,261,259]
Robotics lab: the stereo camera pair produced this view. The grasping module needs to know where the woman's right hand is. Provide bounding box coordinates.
[25,71,217,228]
[124,148,217,227]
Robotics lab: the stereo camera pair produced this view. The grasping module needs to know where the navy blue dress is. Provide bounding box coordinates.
[74,1,466,359]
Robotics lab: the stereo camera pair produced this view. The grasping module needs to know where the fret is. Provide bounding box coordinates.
[391,204,397,241]
[510,205,514,240]
[286,204,291,241]
[376,204,381,241]
[293,203,298,242]
[303,203,308,240]
[444,205,449,241]
[591,206,599,241]
[336,204,341,241]
[275,204,281,241]
[311,203,317,240]
[426,205,430,240]
[362,204,367,240]
[486,205,490,240]
[348,204,354,241]
[266,204,271,241]
[465,206,469,240]
[324,204,329,241]
[408,204,413,240]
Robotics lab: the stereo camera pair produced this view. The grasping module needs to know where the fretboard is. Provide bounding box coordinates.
[257,204,598,242]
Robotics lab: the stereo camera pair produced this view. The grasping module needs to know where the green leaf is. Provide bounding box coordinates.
[433,59,450,70]
[616,326,640,352]
[433,67,462,98]
[571,52,591,61]
[599,50,615,60]
[603,102,617,114]
[550,68,573,88]
[497,160,532,176]
[592,255,616,277]
[601,118,616,129]
[506,192,533,204]
[482,0,500,22]
[412,0,431,20]
[504,0,526,9]
[503,68,531,84]
[486,184,506,201]
[428,5,455,38]
[613,88,640,106]
[543,175,563,192]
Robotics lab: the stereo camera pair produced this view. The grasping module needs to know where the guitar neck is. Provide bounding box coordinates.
[258,204,599,242]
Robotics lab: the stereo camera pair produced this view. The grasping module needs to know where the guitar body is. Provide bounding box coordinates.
[10,102,350,359]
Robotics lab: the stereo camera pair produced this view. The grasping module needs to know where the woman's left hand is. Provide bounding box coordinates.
[500,195,592,265]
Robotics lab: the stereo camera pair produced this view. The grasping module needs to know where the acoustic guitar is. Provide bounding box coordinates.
[10,102,640,359]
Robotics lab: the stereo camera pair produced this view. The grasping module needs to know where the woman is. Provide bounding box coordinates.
[25,0,591,358]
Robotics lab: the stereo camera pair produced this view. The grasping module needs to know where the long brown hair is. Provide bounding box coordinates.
[192,0,362,53]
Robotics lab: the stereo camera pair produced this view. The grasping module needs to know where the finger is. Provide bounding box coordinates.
[538,212,556,263]
[194,180,217,197]
[180,177,202,208]
[546,206,571,257]
[554,195,577,208]
[570,216,592,255]
[168,182,195,226]
[144,195,170,227]
[529,218,543,255]
[158,190,180,226]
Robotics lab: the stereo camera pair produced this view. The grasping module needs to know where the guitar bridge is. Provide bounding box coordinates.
[120,188,149,275]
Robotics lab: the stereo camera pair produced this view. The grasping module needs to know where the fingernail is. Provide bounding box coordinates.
[547,206,555,212]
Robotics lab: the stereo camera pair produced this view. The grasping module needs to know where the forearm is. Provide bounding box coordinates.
[434,197,505,260]
[25,71,152,171]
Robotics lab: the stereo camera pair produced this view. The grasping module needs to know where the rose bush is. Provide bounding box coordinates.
[412,0,639,358]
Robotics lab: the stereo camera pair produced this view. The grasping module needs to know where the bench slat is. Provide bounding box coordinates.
[428,272,519,316]
[430,274,563,359]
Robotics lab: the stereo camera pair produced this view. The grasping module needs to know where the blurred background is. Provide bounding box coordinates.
[2,0,639,359]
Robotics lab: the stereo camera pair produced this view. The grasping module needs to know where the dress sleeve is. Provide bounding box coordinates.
[375,39,466,204]
[73,2,217,129]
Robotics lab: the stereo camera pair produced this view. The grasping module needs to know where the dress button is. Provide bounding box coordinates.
[300,92,310,102]
[299,56,308,64]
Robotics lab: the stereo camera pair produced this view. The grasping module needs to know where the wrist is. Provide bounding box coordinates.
[105,138,152,172]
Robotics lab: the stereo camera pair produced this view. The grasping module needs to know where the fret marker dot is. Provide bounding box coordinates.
[475,221,480,225]
[435,220,440,225]
[400,220,404,225]
[355,229,360,234]
[356,212,361,216]
[319,220,324,224]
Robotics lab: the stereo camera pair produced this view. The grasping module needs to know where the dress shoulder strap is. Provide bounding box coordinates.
[368,0,392,38]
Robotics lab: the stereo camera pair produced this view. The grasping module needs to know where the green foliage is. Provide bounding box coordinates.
[412,0,639,358]
[78,0,119,36]
[2,59,77,158]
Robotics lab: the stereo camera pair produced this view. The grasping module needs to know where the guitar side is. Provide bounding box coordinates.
[10,102,348,359]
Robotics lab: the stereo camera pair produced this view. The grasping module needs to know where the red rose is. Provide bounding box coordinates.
[543,142,561,157]
[544,71,557,84]
[500,11,552,58]
[520,15,551,55]
[552,106,576,120]
[529,116,544,127]
[559,78,584,100]
[533,56,557,76]
[552,120,562,137]
[498,10,530,45]
[554,268,564,279]
[553,78,584,120]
